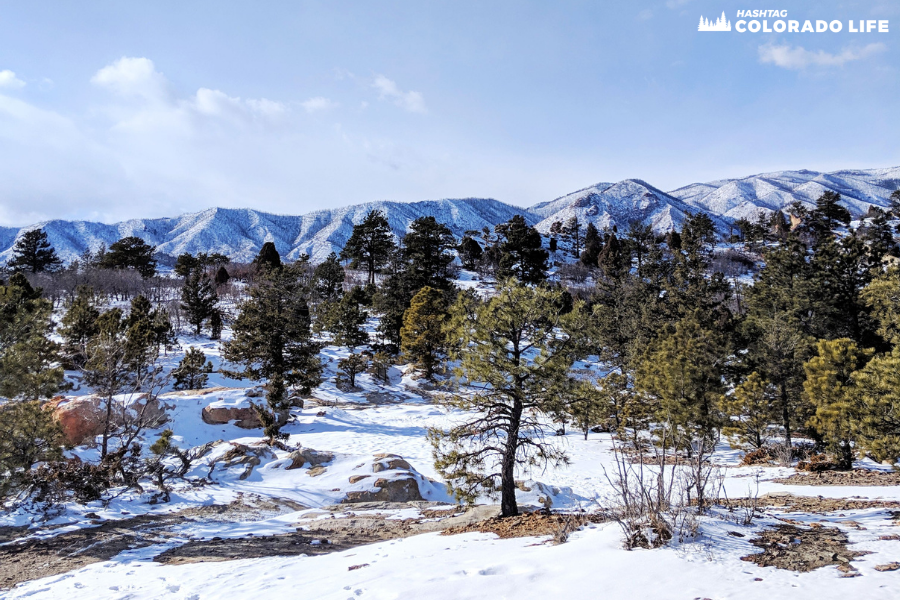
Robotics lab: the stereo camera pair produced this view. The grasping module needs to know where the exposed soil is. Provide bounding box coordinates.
[773,469,900,487]
[442,511,607,540]
[154,529,385,564]
[722,492,900,513]
[741,524,869,574]
[0,501,502,589]
[0,499,298,590]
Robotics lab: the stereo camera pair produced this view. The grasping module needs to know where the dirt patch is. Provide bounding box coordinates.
[0,499,295,590]
[773,469,900,487]
[741,524,869,574]
[722,493,900,513]
[442,511,606,540]
[154,529,384,564]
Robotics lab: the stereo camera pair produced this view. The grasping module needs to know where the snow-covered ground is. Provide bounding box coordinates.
[4,302,900,599]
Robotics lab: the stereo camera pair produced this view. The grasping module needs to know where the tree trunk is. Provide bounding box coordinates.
[779,383,792,447]
[101,395,113,459]
[500,399,523,518]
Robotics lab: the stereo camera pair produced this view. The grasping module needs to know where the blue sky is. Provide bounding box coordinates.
[0,0,897,225]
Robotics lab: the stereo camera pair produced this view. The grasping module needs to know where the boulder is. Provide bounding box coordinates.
[47,396,106,446]
[344,477,424,503]
[47,394,169,446]
[202,404,289,429]
[372,456,412,473]
[286,448,335,470]
[211,443,275,480]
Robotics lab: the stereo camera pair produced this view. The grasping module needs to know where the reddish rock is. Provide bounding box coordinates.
[47,396,106,446]
[48,394,169,446]
[344,477,423,503]
[201,405,262,429]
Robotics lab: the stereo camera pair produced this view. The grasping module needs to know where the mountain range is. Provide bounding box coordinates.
[2,166,898,264]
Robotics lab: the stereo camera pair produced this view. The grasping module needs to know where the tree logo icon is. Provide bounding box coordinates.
[698,12,732,31]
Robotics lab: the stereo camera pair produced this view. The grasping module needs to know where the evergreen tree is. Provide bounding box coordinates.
[495,215,548,284]
[852,347,900,463]
[401,216,456,292]
[7,229,62,274]
[102,236,157,278]
[181,269,218,336]
[336,352,368,388]
[312,252,345,301]
[803,338,872,470]
[598,232,626,278]
[222,264,322,441]
[890,190,900,218]
[862,268,900,347]
[458,236,483,270]
[580,223,602,267]
[253,242,283,273]
[0,274,65,400]
[430,281,583,517]
[0,400,65,499]
[60,285,101,367]
[340,210,396,285]
[172,347,214,390]
[722,372,778,450]
[82,309,131,458]
[624,222,654,271]
[124,295,159,384]
[636,313,726,455]
[400,286,447,379]
[329,288,369,350]
[214,265,231,287]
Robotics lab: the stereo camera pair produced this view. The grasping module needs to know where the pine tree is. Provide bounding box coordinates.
[336,352,368,388]
[172,347,214,391]
[458,236,483,270]
[0,400,65,498]
[803,338,872,470]
[495,215,548,284]
[330,289,369,350]
[862,268,900,347]
[0,274,65,400]
[181,269,218,336]
[214,265,231,286]
[7,229,62,274]
[580,223,601,267]
[253,242,283,273]
[722,372,778,450]
[60,285,101,367]
[222,264,322,441]
[430,282,583,517]
[636,313,726,455]
[852,347,900,463]
[82,310,131,458]
[101,236,157,278]
[400,286,447,379]
[124,295,159,384]
[401,216,456,292]
[340,210,396,285]
[312,252,345,301]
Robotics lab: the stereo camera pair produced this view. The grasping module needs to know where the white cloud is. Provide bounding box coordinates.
[758,43,887,70]
[300,96,337,113]
[91,57,169,100]
[637,9,653,20]
[372,75,427,113]
[0,70,26,89]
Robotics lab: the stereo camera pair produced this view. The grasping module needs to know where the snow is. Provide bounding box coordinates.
[4,166,897,266]
[7,515,900,599]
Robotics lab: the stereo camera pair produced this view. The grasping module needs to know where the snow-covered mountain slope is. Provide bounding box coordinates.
[0,199,539,264]
[3,166,898,265]
[529,179,729,234]
[669,167,900,221]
